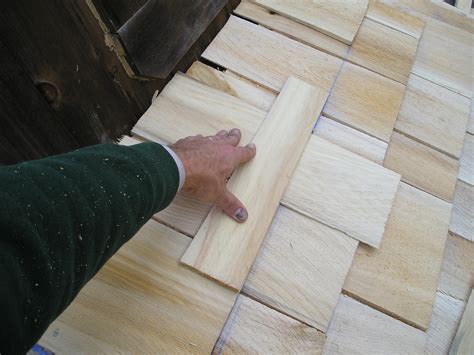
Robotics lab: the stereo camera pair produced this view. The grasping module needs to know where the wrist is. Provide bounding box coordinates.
[161,145,186,191]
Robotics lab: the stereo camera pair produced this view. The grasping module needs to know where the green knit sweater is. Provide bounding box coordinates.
[0,142,180,354]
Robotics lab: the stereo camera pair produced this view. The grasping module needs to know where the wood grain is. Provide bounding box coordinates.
[202,15,343,93]
[438,232,474,302]
[181,77,327,290]
[347,17,419,84]
[455,0,472,14]
[450,180,474,242]
[154,194,212,237]
[395,74,471,159]
[375,0,474,34]
[366,2,425,38]
[234,2,349,58]
[425,291,467,355]
[314,116,388,165]
[412,18,473,98]
[132,72,266,146]
[243,206,358,332]
[468,100,474,135]
[384,132,459,202]
[324,61,405,142]
[117,0,226,78]
[253,0,368,44]
[39,220,237,353]
[187,61,276,112]
[343,182,452,330]
[213,295,325,354]
[450,289,474,354]
[282,135,401,248]
[186,61,390,165]
[459,133,474,185]
[322,295,427,355]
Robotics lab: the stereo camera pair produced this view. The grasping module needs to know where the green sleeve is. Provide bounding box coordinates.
[0,142,180,354]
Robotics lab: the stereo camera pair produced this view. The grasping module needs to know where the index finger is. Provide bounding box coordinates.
[232,143,257,167]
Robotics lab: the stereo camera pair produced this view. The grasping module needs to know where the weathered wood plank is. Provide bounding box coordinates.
[323,295,427,355]
[412,18,473,98]
[213,295,325,354]
[324,61,405,142]
[425,291,467,355]
[39,220,237,353]
[132,73,266,146]
[366,2,425,38]
[181,78,327,290]
[118,0,226,78]
[384,132,459,202]
[234,2,349,58]
[395,74,471,159]
[468,100,474,134]
[253,0,368,44]
[243,206,358,332]
[347,17,419,84]
[375,0,474,34]
[313,116,388,165]
[450,289,474,354]
[459,133,474,185]
[450,180,474,242]
[282,135,401,248]
[202,15,343,93]
[343,182,452,330]
[438,232,474,302]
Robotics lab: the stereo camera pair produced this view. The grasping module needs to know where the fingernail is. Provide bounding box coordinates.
[230,128,240,135]
[246,143,256,149]
[234,208,248,222]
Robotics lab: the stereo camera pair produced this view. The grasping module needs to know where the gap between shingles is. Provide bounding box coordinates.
[240,290,326,334]
[341,289,430,332]
[392,128,462,160]
[410,72,473,100]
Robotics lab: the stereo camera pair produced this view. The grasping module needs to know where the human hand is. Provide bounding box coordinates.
[169,128,256,222]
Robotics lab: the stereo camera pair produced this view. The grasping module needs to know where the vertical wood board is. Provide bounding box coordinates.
[282,135,401,248]
[181,77,328,290]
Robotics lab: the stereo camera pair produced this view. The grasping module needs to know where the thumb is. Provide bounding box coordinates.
[216,189,248,223]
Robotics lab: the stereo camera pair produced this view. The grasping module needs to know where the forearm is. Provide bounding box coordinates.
[0,142,180,353]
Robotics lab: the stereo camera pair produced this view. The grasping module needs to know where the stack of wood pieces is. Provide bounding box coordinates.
[39,1,474,354]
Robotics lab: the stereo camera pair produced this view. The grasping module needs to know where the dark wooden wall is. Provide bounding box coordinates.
[0,0,238,165]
